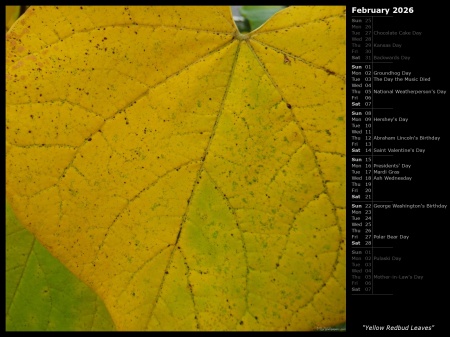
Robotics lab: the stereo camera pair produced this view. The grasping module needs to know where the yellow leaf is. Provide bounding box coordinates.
[6,6,346,331]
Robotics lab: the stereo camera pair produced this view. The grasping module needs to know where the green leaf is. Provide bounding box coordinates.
[239,6,287,31]
[5,6,21,32]
[6,202,116,331]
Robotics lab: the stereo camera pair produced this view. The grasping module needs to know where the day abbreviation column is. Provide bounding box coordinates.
[349,14,374,295]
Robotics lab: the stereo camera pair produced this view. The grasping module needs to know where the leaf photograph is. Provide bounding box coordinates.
[6,6,346,331]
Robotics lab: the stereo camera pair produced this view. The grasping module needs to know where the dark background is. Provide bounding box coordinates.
[346,2,447,335]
